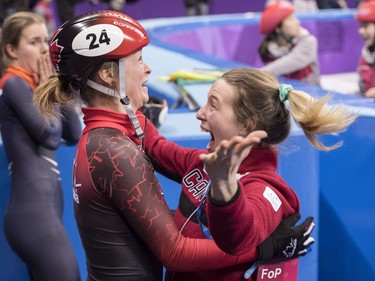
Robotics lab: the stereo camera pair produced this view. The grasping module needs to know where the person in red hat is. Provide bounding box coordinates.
[356,0,375,98]
[258,0,320,86]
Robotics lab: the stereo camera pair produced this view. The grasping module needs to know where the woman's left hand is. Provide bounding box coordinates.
[199,130,267,202]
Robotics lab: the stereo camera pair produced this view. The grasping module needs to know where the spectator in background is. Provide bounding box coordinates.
[0,11,82,281]
[102,0,127,11]
[266,0,318,12]
[356,0,375,98]
[184,0,209,16]
[33,0,57,37]
[258,0,320,86]
[0,0,36,21]
[0,0,37,56]
[109,0,126,11]
[315,0,348,9]
[98,0,141,12]
[294,0,319,12]
[55,0,77,23]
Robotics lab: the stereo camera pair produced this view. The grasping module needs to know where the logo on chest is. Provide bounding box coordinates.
[182,169,209,202]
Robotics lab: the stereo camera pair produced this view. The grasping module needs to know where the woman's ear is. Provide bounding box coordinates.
[240,121,256,136]
[5,44,18,60]
[98,68,115,86]
[239,124,249,137]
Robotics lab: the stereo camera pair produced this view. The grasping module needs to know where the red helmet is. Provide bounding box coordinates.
[356,1,375,22]
[50,10,150,81]
[259,1,295,35]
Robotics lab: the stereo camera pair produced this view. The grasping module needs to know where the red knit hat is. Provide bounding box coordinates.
[356,0,375,22]
[259,1,295,35]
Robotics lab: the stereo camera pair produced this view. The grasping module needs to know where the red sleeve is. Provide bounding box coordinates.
[143,119,203,182]
[90,130,258,271]
[207,178,297,255]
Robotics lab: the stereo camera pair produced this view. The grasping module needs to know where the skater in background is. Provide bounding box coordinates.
[258,0,320,86]
[356,0,375,98]
[0,11,81,281]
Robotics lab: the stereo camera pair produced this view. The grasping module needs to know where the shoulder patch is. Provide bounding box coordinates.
[263,186,282,212]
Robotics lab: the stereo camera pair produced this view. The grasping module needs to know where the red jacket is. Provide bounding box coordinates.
[358,46,375,96]
[144,121,299,281]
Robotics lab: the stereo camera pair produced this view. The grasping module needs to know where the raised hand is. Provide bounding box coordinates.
[199,130,267,202]
[34,53,55,86]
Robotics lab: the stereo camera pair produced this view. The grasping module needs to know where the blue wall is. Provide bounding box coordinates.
[319,116,375,280]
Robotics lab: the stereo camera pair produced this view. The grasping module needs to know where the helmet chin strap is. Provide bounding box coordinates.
[86,58,144,139]
[118,58,144,138]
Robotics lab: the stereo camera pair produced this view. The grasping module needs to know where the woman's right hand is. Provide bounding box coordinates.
[34,53,55,86]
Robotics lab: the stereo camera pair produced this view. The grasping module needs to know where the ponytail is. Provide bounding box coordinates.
[288,90,357,151]
[33,75,75,123]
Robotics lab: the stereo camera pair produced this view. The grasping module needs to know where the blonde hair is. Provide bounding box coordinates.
[222,68,357,151]
[34,61,119,122]
[34,75,74,121]
[288,90,355,150]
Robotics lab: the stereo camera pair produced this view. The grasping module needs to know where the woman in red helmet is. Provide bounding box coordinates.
[356,0,375,98]
[258,1,320,86]
[33,10,316,281]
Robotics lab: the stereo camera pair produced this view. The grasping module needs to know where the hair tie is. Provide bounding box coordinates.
[278,84,293,103]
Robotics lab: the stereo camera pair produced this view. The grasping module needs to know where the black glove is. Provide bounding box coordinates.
[258,213,315,261]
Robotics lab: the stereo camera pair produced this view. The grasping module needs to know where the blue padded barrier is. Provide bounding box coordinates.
[319,116,375,281]
[145,10,362,75]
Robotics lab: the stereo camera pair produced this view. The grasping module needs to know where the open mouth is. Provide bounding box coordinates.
[201,126,215,152]
[142,84,149,94]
